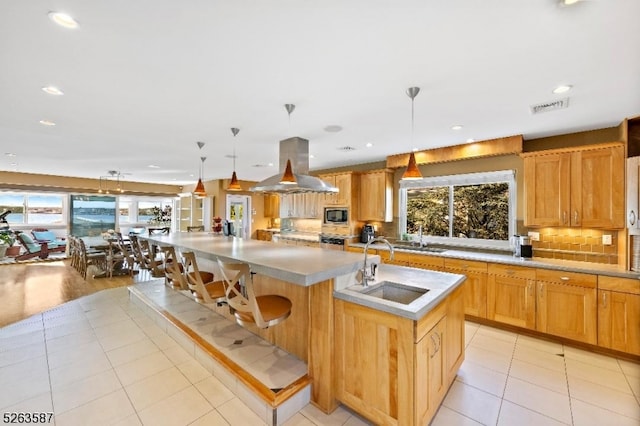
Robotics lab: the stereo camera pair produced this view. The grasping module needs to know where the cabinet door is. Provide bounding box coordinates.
[359,171,392,222]
[627,157,640,233]
[598,290,640,356]
[319,174,337,205]
[444,259,487,318]
[571,146,625,229]
[487,274,536,330]
[279,194,293,218]
[416,317,446,425]
[334,173,352,206]
[536,281,597,344]
[264,194,279,218]
[524,153,571,227]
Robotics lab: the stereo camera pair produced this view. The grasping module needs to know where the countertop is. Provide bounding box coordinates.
[144,233,368,286]
[333,264,466,320]
[349,242,640,280]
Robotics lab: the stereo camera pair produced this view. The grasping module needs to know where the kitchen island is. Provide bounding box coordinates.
[144,232,466,424]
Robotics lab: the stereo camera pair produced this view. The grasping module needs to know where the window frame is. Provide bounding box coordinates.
[399,170,517,250]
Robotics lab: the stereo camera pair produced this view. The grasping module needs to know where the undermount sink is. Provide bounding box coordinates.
[361,281,429,305]
[391,243,447,253]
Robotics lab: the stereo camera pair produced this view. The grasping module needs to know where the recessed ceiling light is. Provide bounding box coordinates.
[5,153,17,157]
[412,147,418,152]
[324,125,343,133]
[48,12,79,29]
[467,138,475,143]
[562,0,581,5]
[42,86,64,95]
[552,85,572,94]
[148,165,160,169]
[39,119,56,126]
[268,163,274,167]
[451,125,463,130]
[365,143,373,148]
[309,154,315,159]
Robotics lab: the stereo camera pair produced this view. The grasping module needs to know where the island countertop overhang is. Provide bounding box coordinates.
[144,233,372,286]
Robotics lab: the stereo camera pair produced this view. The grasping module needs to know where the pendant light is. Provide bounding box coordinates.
[402,87,423,180]
[227,127,242,191]
[193,141,207,197]
[279,104,297,185]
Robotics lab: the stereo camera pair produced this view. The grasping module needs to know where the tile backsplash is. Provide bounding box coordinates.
[530,227,618,265]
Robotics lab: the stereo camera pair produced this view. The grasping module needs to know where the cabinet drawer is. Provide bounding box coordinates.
[444,258,487,273]
[488,263,535,280]
[598,275,640,295]
[535,269,597,288]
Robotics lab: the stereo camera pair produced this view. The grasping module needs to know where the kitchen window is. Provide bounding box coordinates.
[399,170,516,249]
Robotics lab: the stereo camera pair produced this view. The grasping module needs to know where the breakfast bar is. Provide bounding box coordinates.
[144,232,467,425]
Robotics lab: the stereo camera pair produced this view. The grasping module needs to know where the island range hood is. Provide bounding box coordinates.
[250,137,339,194]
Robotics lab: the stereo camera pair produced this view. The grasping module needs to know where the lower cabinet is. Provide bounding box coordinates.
[535,269,597,345]
[598,276,640,355]
[444,259,488,318]
[487,263,536,329]
[334,285,464,425]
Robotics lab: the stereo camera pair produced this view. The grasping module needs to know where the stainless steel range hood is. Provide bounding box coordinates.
[250,137,339,194]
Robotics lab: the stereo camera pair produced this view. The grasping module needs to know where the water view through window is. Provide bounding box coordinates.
[70,195,116,237]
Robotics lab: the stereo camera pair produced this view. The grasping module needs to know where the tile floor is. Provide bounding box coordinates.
[0,284,638,426]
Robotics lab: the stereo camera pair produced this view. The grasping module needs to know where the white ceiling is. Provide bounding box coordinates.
[1,0,639,186]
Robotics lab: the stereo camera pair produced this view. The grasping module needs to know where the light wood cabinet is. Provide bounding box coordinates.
[598,276,640,355]
[444,258,487,318]
[335,284,464,425]
[487,263,536,329]
[627,157,640,234]
[523,144,625,229]
[359,169,393,222]
[319,172,358,208]
[263,194,279,218]
[535,269,597,345]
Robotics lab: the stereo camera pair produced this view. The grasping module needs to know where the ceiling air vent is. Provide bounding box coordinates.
[338,146,356,151]
[530,98,570,114]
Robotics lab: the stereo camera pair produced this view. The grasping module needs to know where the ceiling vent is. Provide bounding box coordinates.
[338,146,356,151]
[530,98,570,114]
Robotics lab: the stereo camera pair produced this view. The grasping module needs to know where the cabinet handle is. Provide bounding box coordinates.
[539,283,544,297]
[505,269,515,275]
[563,211,567,225]
[430,334,438,358]
[602,292,607,309]
[630,210,637,226]
[560,276,570,281]
[574,210,579,225]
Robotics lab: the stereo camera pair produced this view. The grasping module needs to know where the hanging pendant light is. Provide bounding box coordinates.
[193,141,207,197]
[280,104,298,185]
[227,127,242,191]
[402,87,423,180]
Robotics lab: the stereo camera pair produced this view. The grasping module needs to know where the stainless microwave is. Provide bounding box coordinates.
[323,207,349,225]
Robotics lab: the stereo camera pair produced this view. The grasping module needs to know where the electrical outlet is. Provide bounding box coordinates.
[602,234,612,245]
[528,231,540,241]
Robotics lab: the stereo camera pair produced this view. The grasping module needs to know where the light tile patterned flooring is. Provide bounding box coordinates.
[0,285,638,425]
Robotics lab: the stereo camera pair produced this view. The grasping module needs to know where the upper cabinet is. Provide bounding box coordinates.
[358,169,393,222]
[278,193,320,219]
[264,194,280,218]
[523,143,625,229]
[319,172,359,208]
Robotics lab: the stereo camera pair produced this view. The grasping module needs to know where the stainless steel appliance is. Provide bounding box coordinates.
[320,236,345,251]
[223,220,234,236]
[513,235,532,258]
[360,224,375,243]
[323,207,349,225]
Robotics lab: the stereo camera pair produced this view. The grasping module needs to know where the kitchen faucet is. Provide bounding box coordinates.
[361,237,394,286]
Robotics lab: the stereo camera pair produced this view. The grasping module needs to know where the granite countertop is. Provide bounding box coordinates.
[334,264,466,320]
[144,233,365,286]
[349,242,640,280]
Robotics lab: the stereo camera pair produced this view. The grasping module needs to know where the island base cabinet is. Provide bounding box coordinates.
[598,289,640,356]
[334,286,463,426]
[536,281,597,345]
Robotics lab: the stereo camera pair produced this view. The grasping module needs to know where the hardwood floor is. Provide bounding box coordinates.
[0,260,151,327]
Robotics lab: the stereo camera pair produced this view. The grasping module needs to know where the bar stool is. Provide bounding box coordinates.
[182,252,226,305]
[160,246,187,290]
[216,258,292,329]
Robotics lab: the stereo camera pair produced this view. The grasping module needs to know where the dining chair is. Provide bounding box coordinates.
[216,258,292,329]
[182,252,226,305]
